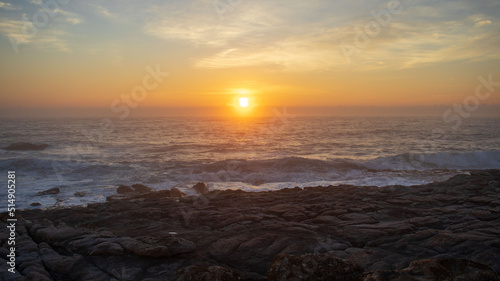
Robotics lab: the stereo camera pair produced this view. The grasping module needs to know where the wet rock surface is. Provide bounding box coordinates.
[268,252,365,281]
[192,182,209,195]
[36,188,60,196]
[176,265,243,281]
[1,170,500,280]
[2,142,49,151]
[364,258,500,281]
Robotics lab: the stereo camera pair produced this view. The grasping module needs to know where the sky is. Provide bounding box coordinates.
[0,0,499,117]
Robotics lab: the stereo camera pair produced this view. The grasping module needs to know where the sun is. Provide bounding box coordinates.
[239,97,249,108]
[230,88,256,115]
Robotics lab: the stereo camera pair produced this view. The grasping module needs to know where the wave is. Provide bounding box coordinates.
[189,150,500,174]
[2,150,498,191]
[190,157,360,173]
[3,150,498,210]
[363,150,500,171]
[170,150,500,185]
[3,150,498,178]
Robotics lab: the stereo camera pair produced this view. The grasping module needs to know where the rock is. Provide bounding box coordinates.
[88,241,124,255]
[193,182,209,194]
[267,204,306,216]
[132,183,154,193]
[106,194,128,201]
[338,213,379,225]
[117,185,133,194]
[233,233,291,264]
[132,190,171,199]
[38,242,112,280]
[2,142,49,151]
[74,192,87,197]
[117,236,196,258]
[470,196,494,204]
[11,169,500,280]
[39,242,80,275]
[282,210,308,221]
[21,265,52,281]
[268,253,365,281]
[170,187,185,197]
[0,258,29,280]
[365,258,500,281]
[67,235,104,253]
[387,199,413,204]
[154,190,173,198]
[472,210,496,221]
[118,237,171,257]
[312,215,344,224]
[32,223,88,243]
[30,202,42,207]
[347,229,387,248]
[215,214,263,229]
[176,265,242,281]
[406,216,441,228]
[36,188,60,196]
[253,179,265,186]
[208,234,255,263]
[321,209,348,216]
[167,237,197,256]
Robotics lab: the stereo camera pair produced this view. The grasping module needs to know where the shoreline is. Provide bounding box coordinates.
[2,169,500,280]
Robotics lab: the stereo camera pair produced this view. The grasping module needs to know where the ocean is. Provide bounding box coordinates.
[1,115,499,210]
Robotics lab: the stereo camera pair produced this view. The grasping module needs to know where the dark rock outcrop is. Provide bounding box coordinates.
[117,184,153,195]
[365,258,500,281]
[192,182,209,194]
[2,142,49,151]
[176,265,242,281]
[74,192,87,197]
[268,253,365,281]
[3,170,500,280]
[116,185,133,194]
[36,188,60,196]
[131,184,153,193]
[171,187,185,197]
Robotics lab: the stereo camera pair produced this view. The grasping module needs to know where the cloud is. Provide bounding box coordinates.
[0,1,19,10]
[194,45,335,71]
[53,8,83,25]
[0,1,82,52]
[0,18,71,52]
[139,0,500,72]
[144,1,345,71]
[475,20,492,27]
[0,19,32,45]
[87,3,115,18]
[192,26,351,71]
[5,0,494,69]
[331,13,500,70]
[144,2,282,47]
[146,22,230,47]
[31,29,71,52]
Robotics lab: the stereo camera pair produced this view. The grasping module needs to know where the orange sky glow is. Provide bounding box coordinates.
[0,0,499,117]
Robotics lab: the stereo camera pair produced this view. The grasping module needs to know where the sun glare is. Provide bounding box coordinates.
[239,97,250,108]
[231,89,255,115]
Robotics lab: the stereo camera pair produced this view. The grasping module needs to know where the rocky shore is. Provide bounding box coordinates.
[2,170,500,280]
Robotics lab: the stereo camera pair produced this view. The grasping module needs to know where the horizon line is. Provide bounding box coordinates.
[1,104,500,118]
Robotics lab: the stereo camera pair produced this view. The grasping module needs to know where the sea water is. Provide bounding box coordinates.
[1,116,499,209]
